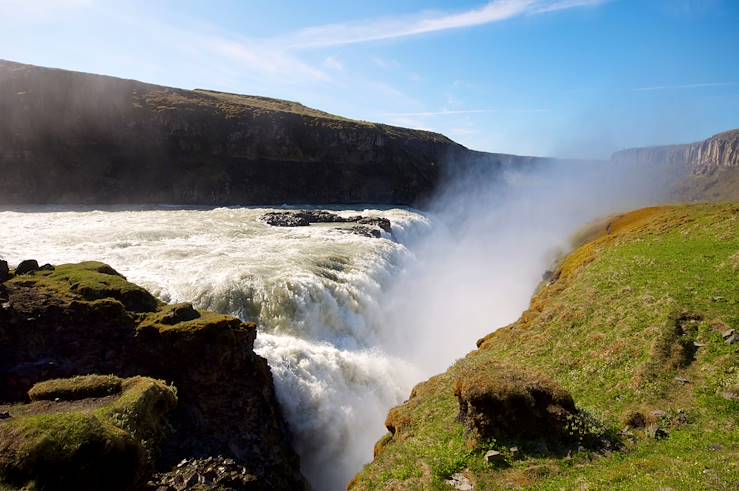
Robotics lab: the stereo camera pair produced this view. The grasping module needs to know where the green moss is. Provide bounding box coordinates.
[7,261,158,312]
[0,376,177,490]
[352,204,739,490]
[138,308,245,335]
[28,375,122,402]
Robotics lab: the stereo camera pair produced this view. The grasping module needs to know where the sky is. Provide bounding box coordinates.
[1,0,738,158]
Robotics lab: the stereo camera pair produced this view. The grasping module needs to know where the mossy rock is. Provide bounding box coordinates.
[28,375,123,402]
[452,363,579,446]
[7,261,159,312]
[0,375,177,491]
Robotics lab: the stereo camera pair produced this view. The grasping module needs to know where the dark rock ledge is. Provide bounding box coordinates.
[0,260,306,490]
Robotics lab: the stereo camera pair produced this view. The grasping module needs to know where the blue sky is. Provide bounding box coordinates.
[1,0,738,157]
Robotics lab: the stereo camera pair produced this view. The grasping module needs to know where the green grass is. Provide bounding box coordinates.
[351,204,738,490]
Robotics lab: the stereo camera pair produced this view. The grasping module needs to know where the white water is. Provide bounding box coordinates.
[0,205,431,489]
[0,161,665,490]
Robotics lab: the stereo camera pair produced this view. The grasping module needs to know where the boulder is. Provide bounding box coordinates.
[261,213,310,227]
[357,217,392,233]
[14,259,39,275]
[0,260,8,282]
[453,363,586,446]
[484,450,507,466]
[347,226,382,238]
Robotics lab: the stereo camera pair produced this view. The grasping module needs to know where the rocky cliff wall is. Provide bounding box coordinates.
[611,129,739,175]
[0,60,542,206]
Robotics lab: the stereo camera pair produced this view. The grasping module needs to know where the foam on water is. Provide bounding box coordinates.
[0,205,430,489]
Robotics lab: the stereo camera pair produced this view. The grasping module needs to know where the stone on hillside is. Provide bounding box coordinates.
[484,450,507,466]
[445,472,474,491]
[14,259,39,275]
[453,363,589,447]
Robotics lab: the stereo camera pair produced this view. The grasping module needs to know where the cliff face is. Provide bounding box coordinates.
[612,129,739,175]
[0,261,305,489]
[0,60,539,206]
[611,130,739,202]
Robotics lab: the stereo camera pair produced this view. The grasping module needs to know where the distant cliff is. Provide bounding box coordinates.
[612,129,739,201]
[612,129,739,174]
[0,60,541,206]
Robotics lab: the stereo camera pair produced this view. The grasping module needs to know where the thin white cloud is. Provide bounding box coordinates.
[382,108,550,116]
[286,0,608,49]
[322,56,344,71]
[631,82,737,91]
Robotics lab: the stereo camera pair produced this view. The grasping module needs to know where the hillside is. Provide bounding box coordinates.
[351,204,738,490]
[0,60,541,206]
[612,130,739,202]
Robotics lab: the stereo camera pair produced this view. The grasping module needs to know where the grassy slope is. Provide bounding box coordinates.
[352,204,738,490]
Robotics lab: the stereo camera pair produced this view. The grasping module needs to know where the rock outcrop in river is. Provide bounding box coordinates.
[0,60,543,207]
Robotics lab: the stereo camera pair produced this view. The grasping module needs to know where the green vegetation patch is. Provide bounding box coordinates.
[352,204,738,490]
[0,376,177,491]
[7,261,159,312]
[28,375,122,402]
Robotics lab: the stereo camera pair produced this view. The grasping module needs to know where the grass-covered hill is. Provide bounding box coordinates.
[351,203,738,490]
[0,60,541,207]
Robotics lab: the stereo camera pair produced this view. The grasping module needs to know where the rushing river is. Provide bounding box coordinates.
[0,205,437,489]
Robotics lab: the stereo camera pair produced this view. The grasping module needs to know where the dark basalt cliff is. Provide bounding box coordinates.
[0,261,305,490]
[0,60,541,206]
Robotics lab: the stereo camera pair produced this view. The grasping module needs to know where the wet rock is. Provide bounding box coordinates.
[357,217,392,233]
[347,225,382,238]
[15,259,39,276]
[39,263,55,271]
[0,260,9,282]
[148,456,260,490]
[261,212,309,227]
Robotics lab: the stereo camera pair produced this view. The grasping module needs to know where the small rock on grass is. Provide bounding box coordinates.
[484,450,508,466]
[446,472,474,491]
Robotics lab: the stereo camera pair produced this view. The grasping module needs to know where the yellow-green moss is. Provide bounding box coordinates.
[28,375,122,402]
[7,261,159,312]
